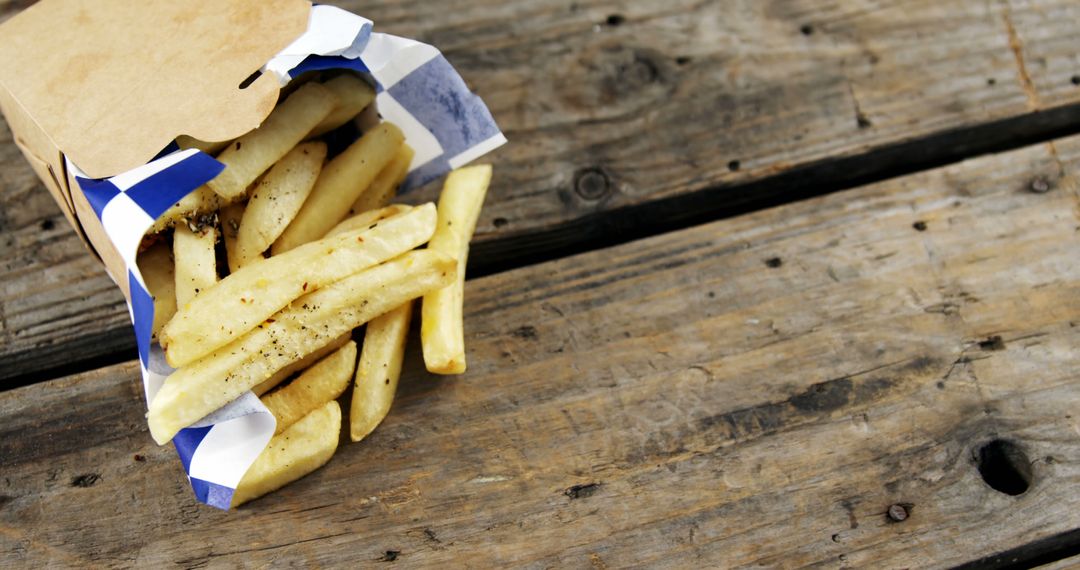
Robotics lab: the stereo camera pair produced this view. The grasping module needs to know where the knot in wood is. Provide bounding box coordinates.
[620,53,659,87]
[574,168,612,201]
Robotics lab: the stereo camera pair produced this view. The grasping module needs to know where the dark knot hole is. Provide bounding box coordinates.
[976,439,1032,496]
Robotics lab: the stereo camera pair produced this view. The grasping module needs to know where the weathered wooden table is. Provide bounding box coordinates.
[2,1,1079,567]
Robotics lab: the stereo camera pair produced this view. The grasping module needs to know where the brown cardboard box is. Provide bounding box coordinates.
[0,0,311,296]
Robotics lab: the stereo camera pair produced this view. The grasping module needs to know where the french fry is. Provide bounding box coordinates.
[234,142,326,268]
[146,186,222,235]
[350,301,411,442]
[207,82,337,201]
[148,249,456,444]
[421,165,492,374]
[173,223,219,308]
[252,333,350,397]
[349,144,414,217]
[137,242,176,339]
[263,341,356,435]
[272,122,404,253]
[230,400,340,508]
[219,201,245,274]
[308,74,376,138]
[176,135,231,156]
[160,203,437,368]
[325,204,412,238]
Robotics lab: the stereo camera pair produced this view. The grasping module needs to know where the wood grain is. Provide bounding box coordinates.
[362,0,1080,245]
[1034,555,1080,570]
[5,0,1080,382]
[0,117,135,382]
[2,133,1078,568]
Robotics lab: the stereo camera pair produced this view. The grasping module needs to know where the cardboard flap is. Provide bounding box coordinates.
[0,0,311,179]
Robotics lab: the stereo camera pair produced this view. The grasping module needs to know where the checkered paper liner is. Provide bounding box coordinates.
[67,4,505,509]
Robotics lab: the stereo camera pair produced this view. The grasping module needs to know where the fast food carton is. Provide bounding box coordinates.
[0,0,504,509]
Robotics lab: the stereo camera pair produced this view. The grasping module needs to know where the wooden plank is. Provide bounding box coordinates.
[358,0,1080,246]
[2,133,1079,568]
[1034,555,1080,570]
[0,118,135,382]
[3,0,1080,382]
[953,530,1080,569]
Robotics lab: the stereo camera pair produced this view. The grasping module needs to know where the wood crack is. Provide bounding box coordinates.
[1002,5,1041,110]
[176,530,354,564]
[847,82,871,129]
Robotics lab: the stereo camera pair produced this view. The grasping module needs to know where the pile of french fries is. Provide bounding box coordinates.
[136,72,492,507]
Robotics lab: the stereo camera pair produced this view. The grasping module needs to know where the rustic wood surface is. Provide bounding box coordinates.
[5,0,1080,382]
[0,121,135,381]
[3,133,1078,568]
[1035,555,1080,570]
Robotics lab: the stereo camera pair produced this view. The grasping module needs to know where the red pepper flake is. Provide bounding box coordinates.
[266,318,275,323]
[302,282,309,291]
[357,237,364,242]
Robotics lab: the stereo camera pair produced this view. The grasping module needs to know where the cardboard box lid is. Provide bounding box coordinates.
[0,0,310,179]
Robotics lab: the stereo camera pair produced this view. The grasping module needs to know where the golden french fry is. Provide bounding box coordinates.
[231,400,340,508]
[160,203,437,368]
[148,249,456,444]
[272,122,404,253]
[308,74,376,138]
[146,186,222,235]
[208,82,337,201]
[172,223,219,308]
[421,165,492,374]
[252,333,350,397]
[263,341,356,435]
[176,135,231,156]
[325,204,412,238]
[349,144,414,217]
[235,142,326,268]
[351,301,411,442]
[137,242,176,339]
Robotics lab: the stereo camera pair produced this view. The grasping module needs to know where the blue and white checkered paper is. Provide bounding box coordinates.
[68,4,504,510]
